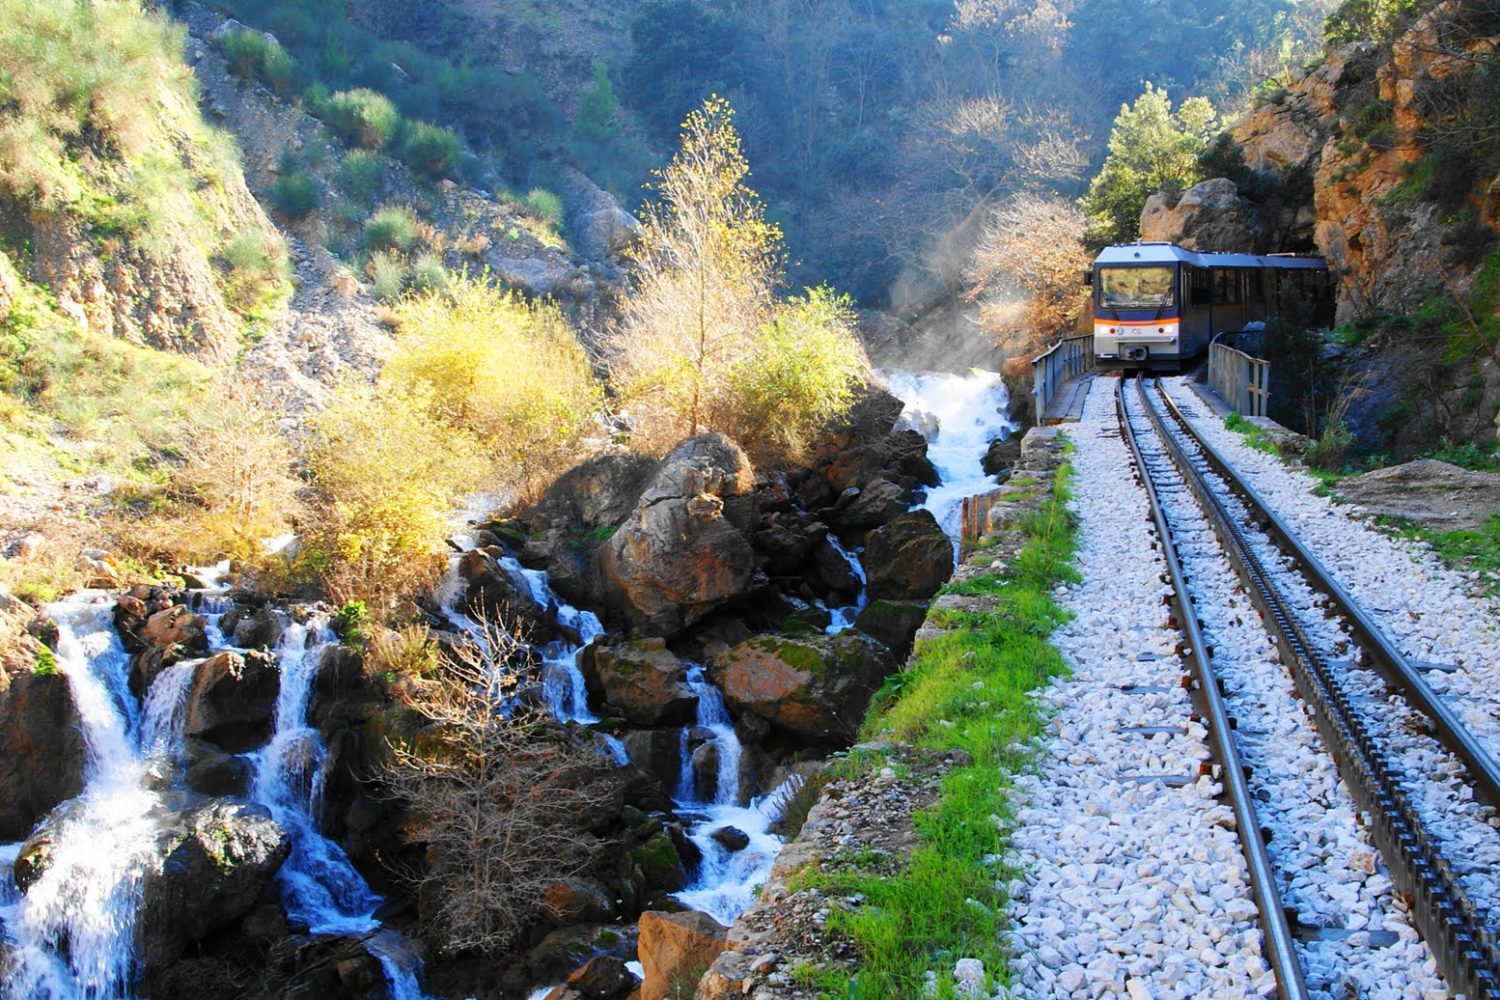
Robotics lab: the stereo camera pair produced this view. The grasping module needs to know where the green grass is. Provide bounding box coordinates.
[1381,513,1500,597]
[796,460,1079,999]
[1223,411,1281,456]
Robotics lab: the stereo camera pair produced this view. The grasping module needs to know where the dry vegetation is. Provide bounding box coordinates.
[378,613,615,953]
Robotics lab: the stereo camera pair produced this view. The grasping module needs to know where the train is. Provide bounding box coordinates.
[1089,242,1335,371]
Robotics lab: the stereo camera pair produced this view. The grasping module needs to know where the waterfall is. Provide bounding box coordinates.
[0,598,178,999]
[881,368,1017,539]
[137,661,198,760]
[245,621,428,999]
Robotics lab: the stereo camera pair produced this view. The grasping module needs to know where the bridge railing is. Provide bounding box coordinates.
[1030,333,1094,422]
[1208,333,1270,418]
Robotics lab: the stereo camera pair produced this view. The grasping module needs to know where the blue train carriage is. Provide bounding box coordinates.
[1089,243,1335,370]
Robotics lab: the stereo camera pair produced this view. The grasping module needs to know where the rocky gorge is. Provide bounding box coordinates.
[0,370,1021,999]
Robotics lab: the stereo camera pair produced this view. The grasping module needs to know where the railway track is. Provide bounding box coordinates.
[1116,374,1500,999]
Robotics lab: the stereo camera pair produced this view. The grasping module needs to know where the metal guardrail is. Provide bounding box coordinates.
[1031,333,1094,424]
[1208,333,1270,418]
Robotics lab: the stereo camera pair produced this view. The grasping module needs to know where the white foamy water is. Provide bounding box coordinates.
[822,534,868,635]
[881,368,1016,539]
[246,620,428,1000]
[0,598,185,999]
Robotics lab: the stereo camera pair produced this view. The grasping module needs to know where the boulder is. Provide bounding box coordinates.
[523,453,658,606]
[981,436,1022,478]
[826,478,910,532]
[564,169,644,261]
[708,632,898,744]
[462,547,560,644]
[0,671,85,841]
[139,798,290,968]
[810,537,861,598]
[637,910,730,1000]
[601,436,763,637]
[550,955,639,1000]
[540,877,618,926]
[184,743,253,797]
[1337,459,1500,531]
[854,599,931,661]
[223,606,284,649]
[710,826,750,852]
[634,830,689,894]
[183,650,279,752]
[1139,177,1264,252]
[587,638,697,727]
[751,523,815,577]
[863,510,954,601]
[621,728,685,787]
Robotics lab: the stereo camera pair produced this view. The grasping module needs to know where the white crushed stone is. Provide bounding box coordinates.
[1008,378,1265,999]
[1133,382,1448,997]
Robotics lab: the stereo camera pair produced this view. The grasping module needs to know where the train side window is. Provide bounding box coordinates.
[1214,269,1241,305]
[1189,267,1211,306]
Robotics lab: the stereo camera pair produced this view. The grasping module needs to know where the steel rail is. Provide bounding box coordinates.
[1152,380,1500,813]
[1114,378,1310,1000]
[1137,376,1500,999]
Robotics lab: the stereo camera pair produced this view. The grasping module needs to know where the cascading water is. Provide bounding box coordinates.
[822,534,868,635]
[246,619,428,1000]
[0,598,196,999]
[881,368,1017,540]
[668,665,796,926]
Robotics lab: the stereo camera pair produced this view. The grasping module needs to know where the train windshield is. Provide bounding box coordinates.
[1099,266,1176,309]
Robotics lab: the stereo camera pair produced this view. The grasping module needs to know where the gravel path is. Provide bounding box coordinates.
[1130,381,1448,999]
[1008,378,1267,999]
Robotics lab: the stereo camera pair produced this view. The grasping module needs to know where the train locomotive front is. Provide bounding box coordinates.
[1091,243,1333,372]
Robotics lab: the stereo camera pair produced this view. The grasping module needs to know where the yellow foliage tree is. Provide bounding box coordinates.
[306,384,485,608]
[609,95,784,450]
[609,96,869,460]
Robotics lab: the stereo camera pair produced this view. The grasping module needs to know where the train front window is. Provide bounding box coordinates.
[1099,267,1175,309]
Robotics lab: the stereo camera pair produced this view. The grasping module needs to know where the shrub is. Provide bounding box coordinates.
[305,382,486,608]
[365,250,407,303]
[410,253,448,293]
[271,171,319,218]
[728,287,871,463]
[109,382,306,572]
[336,150,384,202]
[220,231,292,316]
[378,613,614,953]
[33,646,57,676]
[524,187,565,225]
[323,88,400,150]
[363,207,418,252]
[384,274,602,498]
[367,623,440,679]
[221,28,296,95]
[399,120,460,178]
[332,600,372,647]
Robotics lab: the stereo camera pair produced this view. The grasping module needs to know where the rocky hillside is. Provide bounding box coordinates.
[1141,0,1500,456]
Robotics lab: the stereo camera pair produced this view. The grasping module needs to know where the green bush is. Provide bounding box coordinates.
[33,646,58,676]
[324,88,400,150]
[399,121,460,178]
[363,207,418,252]
[336,150,384,202]
[221,231,291,316]
[221,27,296,96]
[271,171,319,218]
[410,253,448,293]
[332,600,371,647]
[366,250,407,303]
[524,188,564,225]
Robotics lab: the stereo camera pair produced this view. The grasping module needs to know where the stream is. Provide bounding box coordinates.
[0,367,1013,1000]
